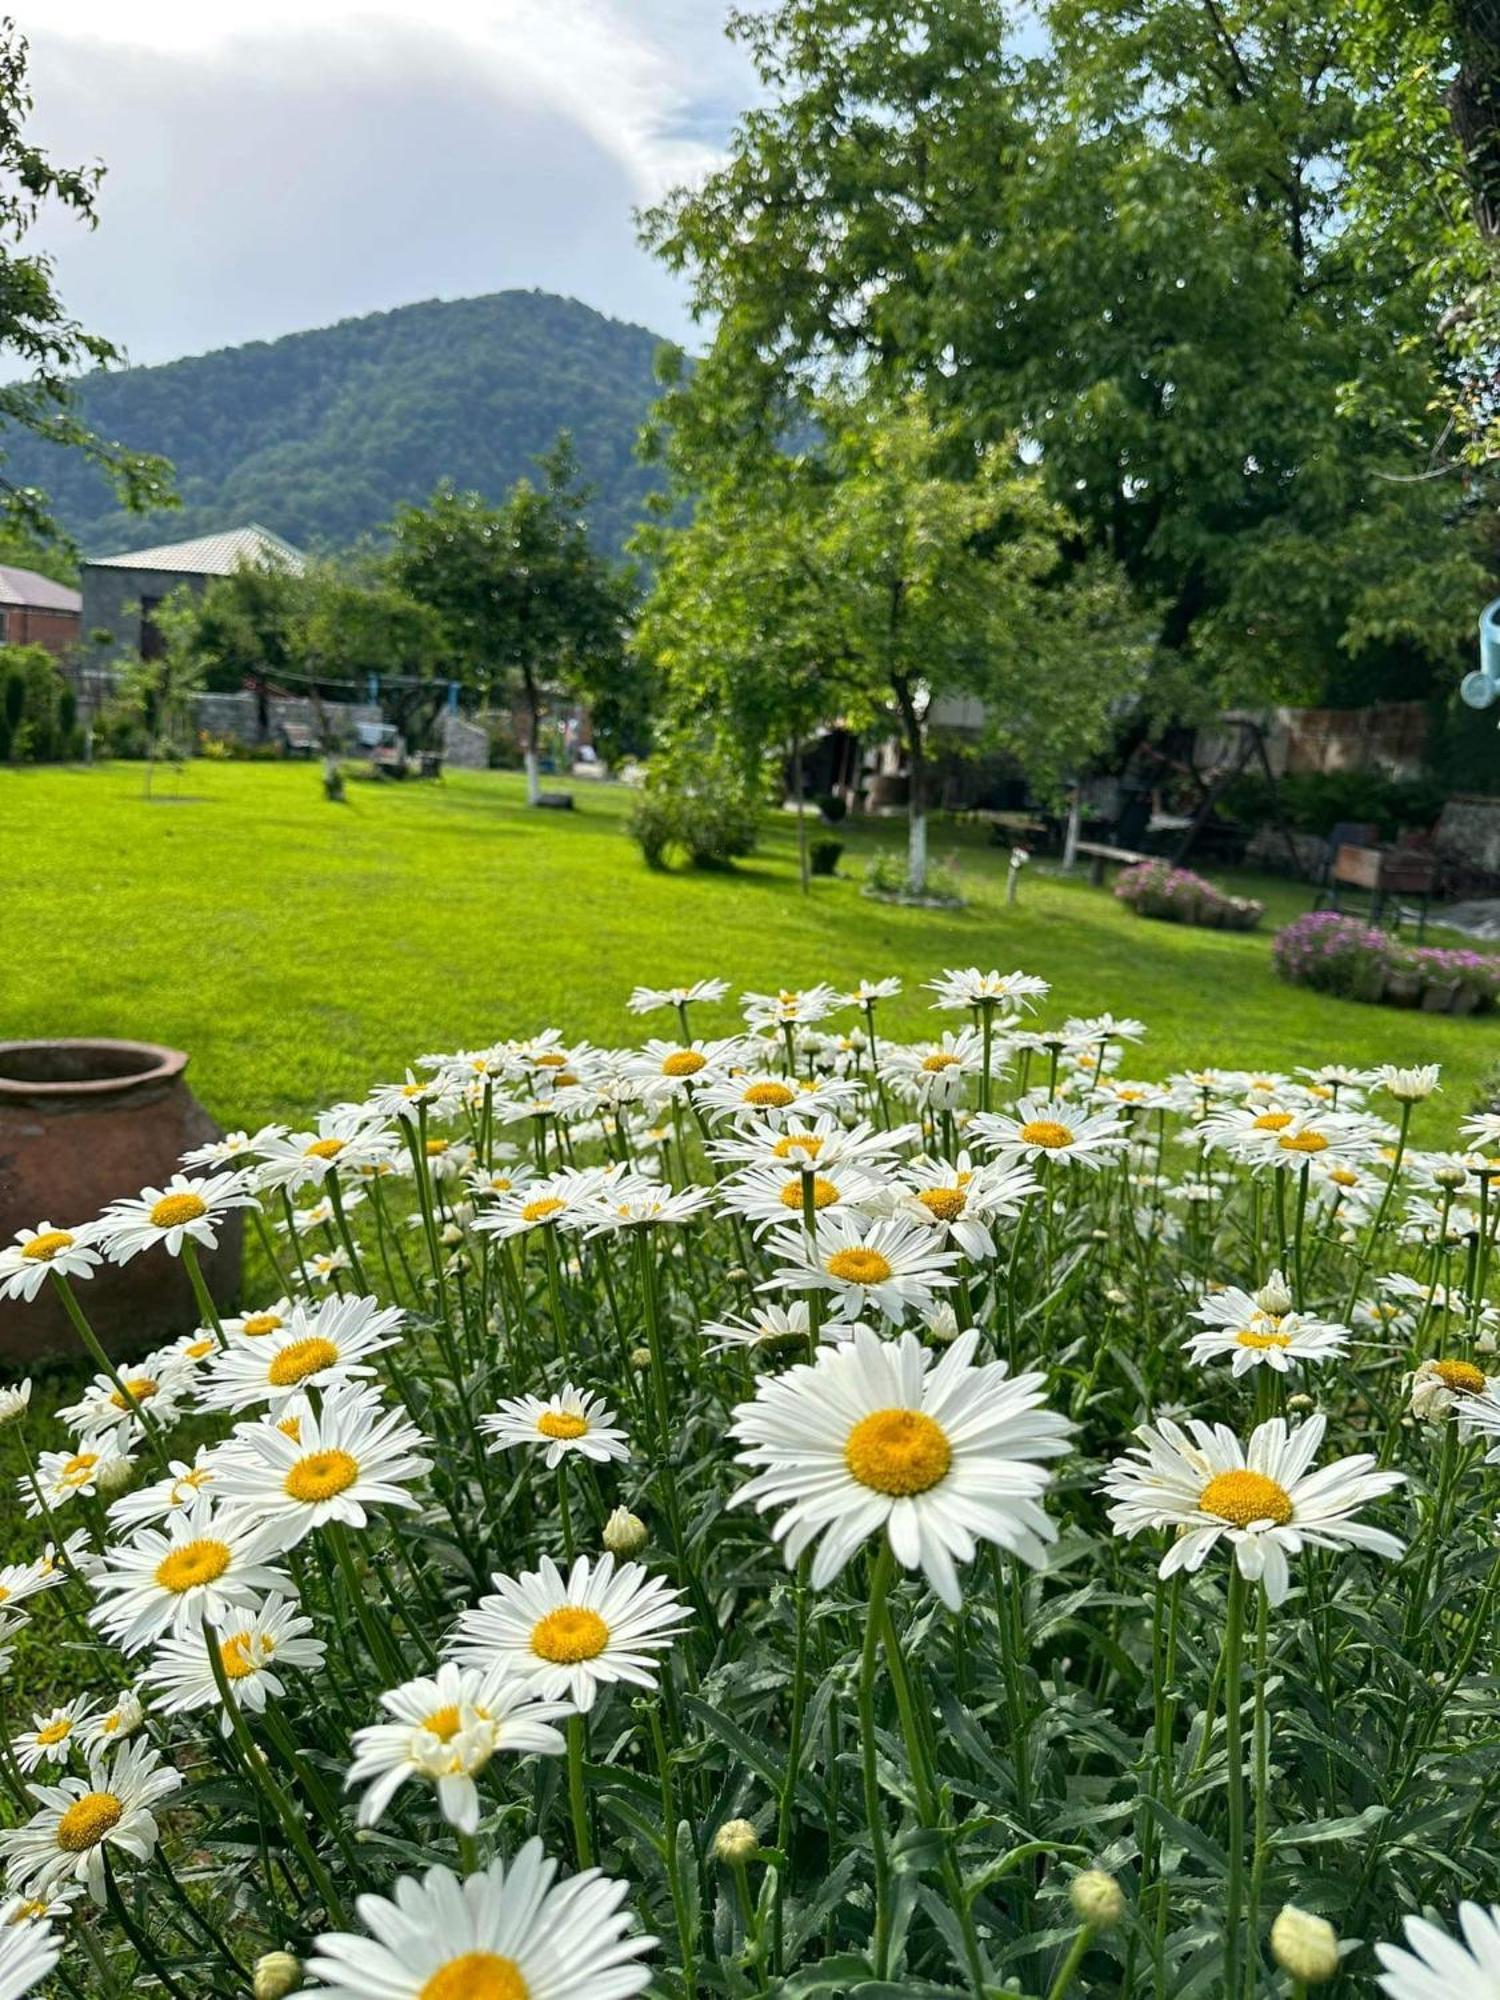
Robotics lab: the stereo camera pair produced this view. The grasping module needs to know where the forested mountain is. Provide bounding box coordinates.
[7,291,669,560]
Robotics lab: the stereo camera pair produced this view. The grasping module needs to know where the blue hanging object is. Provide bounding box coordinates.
[1461,597,1500,709]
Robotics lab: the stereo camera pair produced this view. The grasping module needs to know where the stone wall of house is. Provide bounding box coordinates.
[1434,793,1500,882]
[191,692,382,744]
[441,713,489,768]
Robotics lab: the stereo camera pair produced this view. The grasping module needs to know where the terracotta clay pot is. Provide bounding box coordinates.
[0,1040,241,1364]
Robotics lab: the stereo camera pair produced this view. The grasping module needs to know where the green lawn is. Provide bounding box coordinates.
[1,759,1492,1143]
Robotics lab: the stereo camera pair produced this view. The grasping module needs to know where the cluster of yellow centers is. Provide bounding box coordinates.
[825,1247,893,1286]
[1018,1119,1075,1150]
[661,1050,707,1078]
[537,1411,589,1440]
[779,1176,839,1210]
[743,1082,796,1109]
[284,1448,361,1503]
[55,1791,123,1853]
[20,1230,73,1262]
[149,1191,208,1230]
[520,1197,566,1225]
[109,1377,158,1410]
[267,1337,340,1387]
[845,1409,953,1496]
[1433,1359,1487,1395]
[304,1138,345,1161]
[530,1606,610,1663]
[418,1953,530,2000]
[155,1538,232,1595]
[1199,1469,1294,1528]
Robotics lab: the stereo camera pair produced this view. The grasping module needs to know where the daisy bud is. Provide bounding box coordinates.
[924,1303,961,1345]
[1069,1868,1125,1929]
[441,1222,464,1246]
[1433,1162,1468,1190]
[108,1691,145,1740]
[1286,1392,1315,1412]
[726,1267,749,1283]
[0,1380,32,1426]
[603,1507,648,1557]
[1269,1905,1339,1984]
[1104,1287,1128,1307]
[254,1951,303,1999]
[629,1347,652,1371]
[712,1818,759,1865]
[95,1454,136,1499]
[1254,1272,1294,1316]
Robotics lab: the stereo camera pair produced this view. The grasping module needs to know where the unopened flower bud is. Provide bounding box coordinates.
[254,1951,303,1999]
[713,1818,759,1865]
[1069,1868,1124,1929]
[105,1691,145,1740]
[726,1267,749,1284]
[603,1507,648,1557]
[924,1303,960,1345]
[0,1380,32,1426]
[1433,1162,1468,1190]
[1254,1272,1294,1316]
[1286,1392,1315,1413]
[96,1455,136,1499]
[1269,1905,1338,1984]
[1104,1287,1128,1308]
[441,1222,464,1246]
[629,1347,652,1372]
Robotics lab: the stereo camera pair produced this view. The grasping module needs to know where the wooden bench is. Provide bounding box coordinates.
[280,724,318,759]
[1075,840,1150,886]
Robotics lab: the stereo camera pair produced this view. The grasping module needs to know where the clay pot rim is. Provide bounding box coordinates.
[0,1038,188,1101]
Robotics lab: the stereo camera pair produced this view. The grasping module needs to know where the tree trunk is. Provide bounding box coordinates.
[893,673,927,895]
[791,732,810,894]
[523,666,542,806]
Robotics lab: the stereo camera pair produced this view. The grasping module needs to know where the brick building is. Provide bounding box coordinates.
[0,566,82,657]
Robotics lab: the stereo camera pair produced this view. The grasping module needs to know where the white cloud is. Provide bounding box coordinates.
[16,0,752,362]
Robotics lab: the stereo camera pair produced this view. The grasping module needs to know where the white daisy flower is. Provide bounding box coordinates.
[0,1380,31,1427]
[0,1912,58,1998]
[1240,1110,1383,1174]
[305,1248,352,1286]
[107,1450,221,1533]
[198,1295,403,1412]
[304,1840,655,2000]
[212,1381,428,1541]
[471,1165,626,1244]
[760,1213,958,1326]
[897,1154,1037,1259]
[1065,1011,1147,1046]
[1373,1062,1441,1104]
[729,1326,1071,1610]
[481,1385,630,1468]
[0,1738,180,1905]
[251,1115,396,1194]
[148,1593,325,1725]
[1184,1278,1351,1376]
[347,1663,570,1833]
[447,1553,689,1711]
[55,1367,187,1448]
[696,1070,861,1128]
[627,976,729,1015]
[740,983,842,1030]
[707,1114,918,1175]
[0,1556,72,1614]
[179,1123,286,1168]
[366,1070,463,1123]
[700,1301,833,1355]
[77,1692,145,1753]
[1376,1901,1500,1998]
[925,966,1049,1012]
[1101,1414,1405,1605]
[0,1224,101,1302]
[96,1171,259,1263]
[88,1495,290,1654]
[221,1298,298,1344]
[579,1178,713,1236]
[22,1444,135,1517]
[622,1037,745,1105]
[11,1697,99,1774]
[718,1161,889,1236]
[971,1096,1128,1169]
[881,1027,996,1109]
[840,976,903,1006]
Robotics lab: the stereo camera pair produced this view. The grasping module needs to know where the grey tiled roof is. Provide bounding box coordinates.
[84,524,305,577]
[0,565,81,612]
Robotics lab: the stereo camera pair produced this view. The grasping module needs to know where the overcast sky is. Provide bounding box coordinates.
[19,1,753,367]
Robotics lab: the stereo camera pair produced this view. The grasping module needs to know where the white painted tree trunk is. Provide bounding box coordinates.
[907,807,927,895]
[524,749,541,806]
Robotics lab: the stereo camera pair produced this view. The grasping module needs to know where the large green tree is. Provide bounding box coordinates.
[390,435,629,802]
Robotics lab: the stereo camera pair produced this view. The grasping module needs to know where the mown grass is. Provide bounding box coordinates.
[0,758,1491,1141]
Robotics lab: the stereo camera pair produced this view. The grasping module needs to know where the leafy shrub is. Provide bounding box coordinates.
[0,645,69,761]
[864,849,966,904]
[1272,911,1500,1010]
[628,749,762,871]
[1223,770,1448,840]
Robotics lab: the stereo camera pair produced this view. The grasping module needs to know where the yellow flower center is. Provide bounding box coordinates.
[1278,1131,1329,1155]
[8,1899,49,1922]
[520,1197,566,1224]
[284,1448,360,1502]
[20,1230,73,1261]
[61,1452,98,1484]
[241,1312,284,1337]
[1433,1360,1486,1394]
[530,1606,610,1663]
[1235,1326,1291,1351]
[419,1954,529,2000]
[1329,1168,1359,1187]
[426,1138,450,1157]
[220,1631,258,1680]
[743,1082,795,1108]
[35,1717,74,1747]
[305,1138,345,1160]
[267,1336,340,1387]
[921,1052,961,1073]
[149,1191,208,1229]
[1252,1111,1293,1132]
[156,1538,233,1594]
[170,1469,213,1505]
[779,1176,839,1210]
[1018,1119,1075,1150]
[183,1338,216,1360]
[537,1411,589,1440]
[56,1791,123,1853]
[424,1704,464,1743]
[917,1188,966,1222]
[534,1053,568,1069]
[110,1377,158,1409]
[772,1134,823,1160]
[278,1415,303,1442]
[845,1408,952,1496]
[662,1050,707,1077]
[825,1247,893,1285]
[1199,1469,1293,1528]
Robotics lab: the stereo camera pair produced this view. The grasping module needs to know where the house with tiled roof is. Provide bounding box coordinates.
[0,565,82,658]
[81,524,304,669]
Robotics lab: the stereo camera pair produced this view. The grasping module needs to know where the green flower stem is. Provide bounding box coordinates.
[799,1169,824,1356]
[326,1170,371,1292]
[566,1711,593,1869]
[327,1520,405,1684]
[407,1109,451,1320]
[280,1189,316,1292]
[1245,1583,1271,1997]
[103,1856,192,2000]
[178,1237,225,1346]
[1342,1100,1413,1320]
[556,1461,576,1563]
[541,1226,574,1367]
[1044,1924,1094,2000]
[732,1857,770,1993]
[1222,1567,1249,2000]
[260,1700,365,1879]
[859,1543,896,1980]
[646,1702,698,2000]
[250,1204,294,1295]
[773,1553,812,1974]
[49,1271,171,1473]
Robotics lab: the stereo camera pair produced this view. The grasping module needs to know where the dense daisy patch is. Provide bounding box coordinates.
[0,978,1496,1996]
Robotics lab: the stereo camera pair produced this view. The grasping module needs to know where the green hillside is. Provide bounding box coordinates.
[7,291,669,559]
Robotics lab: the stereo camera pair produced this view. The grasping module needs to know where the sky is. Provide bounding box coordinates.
[19,0,754,367]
